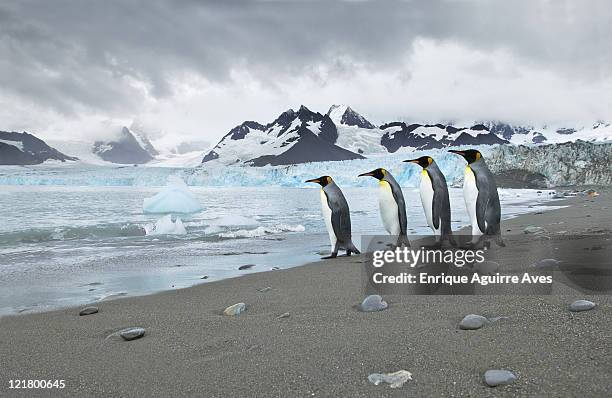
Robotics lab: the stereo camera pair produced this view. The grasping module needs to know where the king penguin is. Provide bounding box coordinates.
[358,168,410,246]
[403,156,455,246]
[448,149,505,247]
[305,176,360,258]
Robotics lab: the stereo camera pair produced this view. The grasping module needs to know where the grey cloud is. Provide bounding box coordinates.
[0,0,610,118]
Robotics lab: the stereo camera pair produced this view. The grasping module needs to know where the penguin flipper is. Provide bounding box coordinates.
[475,190,489,235]
[388,179,408,235]
[325,190,352,244]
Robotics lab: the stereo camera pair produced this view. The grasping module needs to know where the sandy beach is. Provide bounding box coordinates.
[1,189,610,397]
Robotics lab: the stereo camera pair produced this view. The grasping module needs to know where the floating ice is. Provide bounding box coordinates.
[143,176,203,214]
[145,215,187,235]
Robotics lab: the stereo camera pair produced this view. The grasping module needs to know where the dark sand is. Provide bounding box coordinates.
[1,190,610,397]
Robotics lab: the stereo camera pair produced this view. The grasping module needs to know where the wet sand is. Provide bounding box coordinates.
[1,190,610,397]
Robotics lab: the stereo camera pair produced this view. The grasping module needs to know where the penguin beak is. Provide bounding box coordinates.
[403,159,420,164]
[448,150,465,156]
[358,171,374,177]
[304,178,320,183]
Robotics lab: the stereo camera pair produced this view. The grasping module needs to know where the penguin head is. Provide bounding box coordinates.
[403,156,433,168]
[305,176,333,187]
[358,168,386,180]
[448,149,482,164]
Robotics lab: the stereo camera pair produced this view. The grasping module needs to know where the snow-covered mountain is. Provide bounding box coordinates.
[485,121,612,145]
[93,127,157,164]
[201,105,365,166]
[326,105,387,154]
[207,104,612,165]
[379,122,509,152]
[0,131,78,165]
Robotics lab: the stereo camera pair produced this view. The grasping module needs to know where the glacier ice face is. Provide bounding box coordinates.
[145,214,187,235]
[191,148,471,188]
[143,176,203,213]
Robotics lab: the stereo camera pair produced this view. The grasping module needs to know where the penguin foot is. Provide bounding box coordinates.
[321,253,338,260]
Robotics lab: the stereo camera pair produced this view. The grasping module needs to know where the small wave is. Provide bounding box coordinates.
[218,224,305,239]
[0,223,146,245]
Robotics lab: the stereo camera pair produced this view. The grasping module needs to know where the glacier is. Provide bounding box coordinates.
[188,148,471,188]
[0,148,475,188]
[143,176,203,213]
[8,142,610,188]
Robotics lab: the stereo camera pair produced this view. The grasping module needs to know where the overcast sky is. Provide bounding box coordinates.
[1,0,611,147]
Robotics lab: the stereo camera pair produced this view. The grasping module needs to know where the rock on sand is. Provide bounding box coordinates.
[569,300,596,312]
[368,370,412,388]
[223,302,247,316]
[360,295,388,312]
[79,306,99,316]
[484,369,517,387]
[119,327,146,341]
[459,314,488,330]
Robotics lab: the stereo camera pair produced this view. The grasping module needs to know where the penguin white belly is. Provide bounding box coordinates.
[419,170,439,236]
[320,189,337,250]
[463,166,483,236]
[378,181,401,235]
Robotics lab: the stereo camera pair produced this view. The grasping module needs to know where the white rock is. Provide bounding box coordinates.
[524,225,546,234]
[119,327,146,341]
[569,300,596,312]
[368,370,412,388]
[484,369,517,387]
[223,302,246,316]
[531,258,562,269]
[360,295,388,312]
[459,314,488,330]
[474,261,500,275]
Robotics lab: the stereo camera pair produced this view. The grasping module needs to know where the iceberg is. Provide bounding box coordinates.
[143,176,203,214]
[145,214,187,235]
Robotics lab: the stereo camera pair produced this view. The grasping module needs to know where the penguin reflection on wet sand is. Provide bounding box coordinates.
[448,149,505,247]
[403,156,455,246]
[305,176,360,258]
[358,168,410,246]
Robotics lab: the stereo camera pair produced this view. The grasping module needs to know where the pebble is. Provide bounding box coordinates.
[277,312,290,319]
[359,295,388,312]
[473,261,499,275]
[459,314,488,330]
[238,264,255,270]
[569,300,596,312]
[524,225,546,234]
[484,369,517,387]
[200,275,209,279]
[119,327,146,341]
[531,258,562,269]
[368,370,412,388]
[79,306,99,316]
[223,302,247,316]
[257,287,272,292]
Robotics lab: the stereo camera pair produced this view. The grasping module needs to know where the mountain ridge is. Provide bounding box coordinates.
[0,131,78,165]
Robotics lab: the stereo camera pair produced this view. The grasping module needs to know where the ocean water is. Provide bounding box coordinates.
[0,165,560,315]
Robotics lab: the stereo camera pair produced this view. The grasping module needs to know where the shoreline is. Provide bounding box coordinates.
[1,187,561,317]
[1,191,610,396]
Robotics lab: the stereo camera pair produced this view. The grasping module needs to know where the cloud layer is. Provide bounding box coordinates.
[1,0,611,145]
